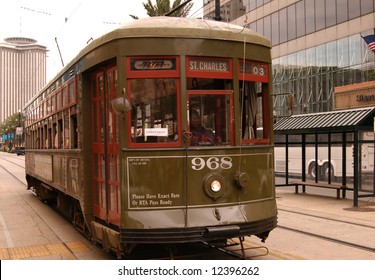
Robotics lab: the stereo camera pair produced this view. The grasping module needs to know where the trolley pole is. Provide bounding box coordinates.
[164,0,192,16]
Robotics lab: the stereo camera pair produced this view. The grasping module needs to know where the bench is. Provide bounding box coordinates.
[289,181,352,199]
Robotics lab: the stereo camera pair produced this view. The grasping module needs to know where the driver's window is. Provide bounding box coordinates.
[188,93,232,146]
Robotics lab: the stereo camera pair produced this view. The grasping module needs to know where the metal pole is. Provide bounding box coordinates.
[285,134,289,185]
[353,130,359,207]
[302,134,306,182]
[328,132,331,184]
[215,0,221,21]
[342,131,347,187]
[315,132,319,183]
[55,37,64,67]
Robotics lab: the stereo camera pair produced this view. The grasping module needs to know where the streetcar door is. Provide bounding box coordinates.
[90,66,120,226]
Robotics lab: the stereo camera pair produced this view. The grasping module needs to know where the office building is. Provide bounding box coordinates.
[0,37,47,122]
[203,0,375,118]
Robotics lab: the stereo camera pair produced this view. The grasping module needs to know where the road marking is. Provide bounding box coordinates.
[0,211,14,248]
[0,241,90,260]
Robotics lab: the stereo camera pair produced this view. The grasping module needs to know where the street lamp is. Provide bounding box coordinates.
[17,110,23,146]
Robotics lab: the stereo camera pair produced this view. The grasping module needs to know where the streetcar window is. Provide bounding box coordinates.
[69,81,76,104]
[238,60,270,145]
[188,93,232,146]
[129,78,179,145]
[240,81,268,144]
[58,118,63,148]
[63,86,69,106]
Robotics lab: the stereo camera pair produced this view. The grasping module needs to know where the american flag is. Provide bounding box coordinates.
[362,34,375,52]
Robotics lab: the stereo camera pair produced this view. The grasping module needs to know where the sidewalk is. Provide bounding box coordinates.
[275,187,375,225]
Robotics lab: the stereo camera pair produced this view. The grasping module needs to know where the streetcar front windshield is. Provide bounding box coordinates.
[188,93,232,146]
[129,78,179,145]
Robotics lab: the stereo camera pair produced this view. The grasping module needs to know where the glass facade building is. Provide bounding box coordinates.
[203,0,375,119]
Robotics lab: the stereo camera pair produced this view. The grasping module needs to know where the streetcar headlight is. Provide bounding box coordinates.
[210,180,222,192]
[203,173,225,200]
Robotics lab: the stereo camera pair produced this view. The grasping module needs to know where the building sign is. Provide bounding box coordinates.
[2,133,14,140]
[357,94,375,102]
[239,60,268,83]
[335,81,375,110]
[16,127,23,136]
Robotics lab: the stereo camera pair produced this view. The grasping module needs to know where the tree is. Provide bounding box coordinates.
[130,0,193,19]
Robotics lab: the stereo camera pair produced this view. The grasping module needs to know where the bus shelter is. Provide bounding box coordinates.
[274,107,375,207]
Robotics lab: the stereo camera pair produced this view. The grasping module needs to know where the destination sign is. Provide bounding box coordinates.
[188,59,230,73]
[130,58,176,71]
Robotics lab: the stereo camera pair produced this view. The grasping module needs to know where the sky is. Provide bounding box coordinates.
[0,0,204,80]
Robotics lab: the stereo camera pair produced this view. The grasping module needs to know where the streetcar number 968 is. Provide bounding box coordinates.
[191,157,233,171]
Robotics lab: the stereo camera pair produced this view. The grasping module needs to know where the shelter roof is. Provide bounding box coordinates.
[274,107,375,135]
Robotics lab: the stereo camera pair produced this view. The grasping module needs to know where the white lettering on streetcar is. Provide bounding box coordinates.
[191,156,233,171]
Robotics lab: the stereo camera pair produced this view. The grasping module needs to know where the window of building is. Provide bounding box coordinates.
[315,0,326,31]
[361,0,374,15]
[296,1,306,38]
[279,8,287,44]
[247,0,375,47]
[287,5,296,41]
[337,0,348,24]
[325,0,337,27]
[305,0,315,34]
[348,1,360,20]
[271,12,279,45]
[263,15,271,40]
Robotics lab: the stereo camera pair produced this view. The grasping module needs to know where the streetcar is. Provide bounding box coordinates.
[23,16,277,256]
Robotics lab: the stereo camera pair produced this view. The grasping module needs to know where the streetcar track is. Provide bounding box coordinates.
[278,224,375,253]
[0,163,27,187]
[278,207,375,230]
[0,155,26,169]
[277,207,375,253]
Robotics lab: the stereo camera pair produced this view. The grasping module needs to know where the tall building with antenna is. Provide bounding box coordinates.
[0,37,47,122]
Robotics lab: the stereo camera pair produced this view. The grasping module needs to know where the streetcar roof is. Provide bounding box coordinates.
[104,16,270,47]
[25,17,270,109]
[80,17,270,62]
